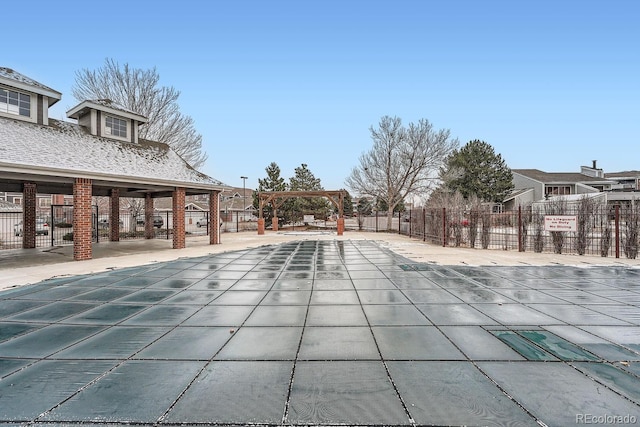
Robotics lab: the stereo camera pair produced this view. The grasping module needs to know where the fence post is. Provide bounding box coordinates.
[518,205,522,252]
[236,211,239,233]
[375,212,378,232]
[442,207,447,247]
[615,205,620,258]
[398,211,401,234]
[423,208,426,242]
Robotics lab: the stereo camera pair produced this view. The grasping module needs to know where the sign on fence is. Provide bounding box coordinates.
[544,215,577,232]
[303,215,315,223]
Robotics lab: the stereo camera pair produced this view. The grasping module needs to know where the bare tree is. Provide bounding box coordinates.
[72,58,207,169]
[346,116,457,230]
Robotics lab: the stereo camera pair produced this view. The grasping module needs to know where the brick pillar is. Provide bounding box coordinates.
[22,182,37,249]
[73,178,93,261]
[172,187,186,249]
[272,206,278,232]
[209,190,220,244]
[144,194,154,239]
[110,188,120,242]
[337,217,345,236]
[257,218,265,235]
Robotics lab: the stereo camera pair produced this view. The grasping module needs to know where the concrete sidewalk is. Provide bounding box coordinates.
[1,231,639,291]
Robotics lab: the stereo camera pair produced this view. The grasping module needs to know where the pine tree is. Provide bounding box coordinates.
[441,140,513,202]
[289,164,329,221]
[253,162,287,224]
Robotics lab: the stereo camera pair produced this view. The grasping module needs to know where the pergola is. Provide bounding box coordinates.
[256,190,346,235]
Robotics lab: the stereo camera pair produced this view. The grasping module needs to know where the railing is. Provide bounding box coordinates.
[346,205,640,259]
[384,205,638,259]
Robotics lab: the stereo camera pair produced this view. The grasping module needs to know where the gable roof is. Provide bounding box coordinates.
[512,169,613,184]
[0,116,227,195]
[67,99,148,123]
[0,67,61,105]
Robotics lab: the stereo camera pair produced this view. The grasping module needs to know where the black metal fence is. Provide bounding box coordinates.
[393,205,639,259]
[0,208,260,250]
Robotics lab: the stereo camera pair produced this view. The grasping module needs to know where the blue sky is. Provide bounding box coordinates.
[4,0,639,192]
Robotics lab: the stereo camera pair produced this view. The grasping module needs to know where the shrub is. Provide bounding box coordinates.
[576,196,596,256]
[532,207,544,253]
[623,204,640,259]
[600,219,612,257]
[481,208,491,249]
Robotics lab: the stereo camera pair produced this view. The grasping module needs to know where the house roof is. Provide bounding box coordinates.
[0,116,228,196]
[503,188,533,202]
[605,171,640,178]
[0,68,61,106]
[512,169,613,184]
[221,186,253,197]
[0,200,22,212]
[221,196,255,212]
[67,99,148,123]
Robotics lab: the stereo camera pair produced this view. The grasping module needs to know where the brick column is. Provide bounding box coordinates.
[172,187,186,249]
[144,194,154,239]
[110,188,120,242]
[337,217,345,236]
[272,207,278,231]
[257,218,265,235]
[22,182,37,249]
[73,178,93,261]
[209,190,220,244]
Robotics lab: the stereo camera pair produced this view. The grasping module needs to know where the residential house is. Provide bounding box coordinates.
[507,161,640,209]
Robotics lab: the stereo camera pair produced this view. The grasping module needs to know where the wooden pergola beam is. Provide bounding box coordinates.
[257,190,346,218]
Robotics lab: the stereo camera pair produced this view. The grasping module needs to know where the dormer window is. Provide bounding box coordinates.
[67,99,146,144]
[105,115,127,138]
[0,87,30,117]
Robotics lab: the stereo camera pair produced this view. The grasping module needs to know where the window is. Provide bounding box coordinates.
[0,87,30,117]
[545,186,571,196]
[105,116,127,137]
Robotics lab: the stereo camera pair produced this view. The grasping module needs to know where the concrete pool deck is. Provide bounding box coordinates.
[2,231,640,291]
[1,232,639,425]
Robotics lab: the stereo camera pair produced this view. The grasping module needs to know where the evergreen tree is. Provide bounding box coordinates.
[441,140,513,202]
[356,197,373,216]
[253,162,287,224]
[289,164,330,221]
[342,190,354,217]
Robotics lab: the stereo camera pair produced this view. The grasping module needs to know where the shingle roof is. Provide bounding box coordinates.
[605,171,640,178]
[0,200,22,212]
[66,99,147,123]
[0,68,61,104]
[512,169,612,183]
[0,117,227,189]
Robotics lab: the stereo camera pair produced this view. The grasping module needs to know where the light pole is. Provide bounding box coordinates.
[240,176,248,222]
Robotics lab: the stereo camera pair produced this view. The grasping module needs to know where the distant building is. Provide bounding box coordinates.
[507,161,640,209]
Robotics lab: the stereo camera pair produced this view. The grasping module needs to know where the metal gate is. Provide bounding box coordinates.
[50,205,99,246]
